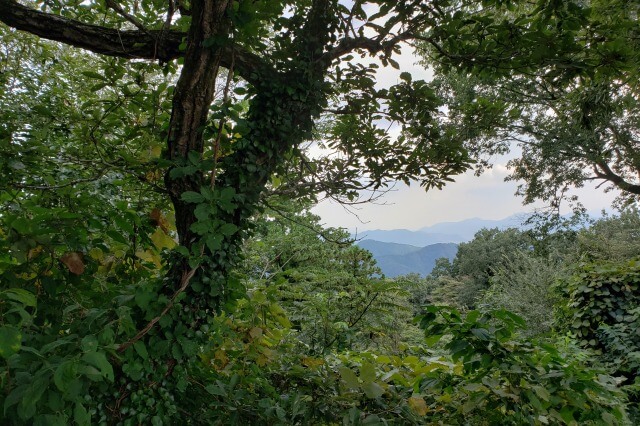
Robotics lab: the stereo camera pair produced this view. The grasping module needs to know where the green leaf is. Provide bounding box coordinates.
[4,384,27,414]
[106,230,129,245]
[219,223,238,236]
[206,234,223,252]
[41,337,75,354]
[399,72,412,82]
[362,381,384,399]
[462,393,484,414]
[81,71,106,80]
[338,366,360,389]
[471,328,491,341]
[113,215,134,234]
[533,385,551,402]
[181,191,205,204]
[54,360,78,392]
[78,365,102,382]
[135,289,154,310]
[74,403,91,426]
[19,376,48,420]
[363,414,383,425]
[80,335,98,352]
[10,217,30,234]
[205,383,227,397]
[359,362,377,384]
[3,289,36,307]
[0,326,22,358]
[133,341,149,360]
[81,351,114,382]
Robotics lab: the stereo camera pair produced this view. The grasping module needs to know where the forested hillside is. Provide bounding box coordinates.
[1,0,639,425]
[357,239,458,277]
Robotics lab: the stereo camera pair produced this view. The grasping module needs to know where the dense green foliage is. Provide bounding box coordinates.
[563,260,640,375]
[1,0,639,424]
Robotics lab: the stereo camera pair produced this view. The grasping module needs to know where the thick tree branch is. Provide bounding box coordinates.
[319,31,413,66]
[0,0,274,85]
[0,0,182,61]
[593,161,640,195]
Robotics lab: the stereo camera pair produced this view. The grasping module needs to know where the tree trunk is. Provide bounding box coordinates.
[165,0,231,247]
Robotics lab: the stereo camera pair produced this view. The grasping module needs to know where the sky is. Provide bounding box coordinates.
[311,44,619,231]
[312,163,618,231]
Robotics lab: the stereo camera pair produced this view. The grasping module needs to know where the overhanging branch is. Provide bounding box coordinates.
[0,0,274,85]
[0,0,183,61]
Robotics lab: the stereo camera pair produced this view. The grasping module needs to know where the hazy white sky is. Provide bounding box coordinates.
[312,163,618,231]
[312,45,618,231]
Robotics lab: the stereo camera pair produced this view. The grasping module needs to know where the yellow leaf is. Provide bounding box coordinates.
[436,394,452,403]
[88,247,104,261]
[213,349,229,371]
[302,357,325,368]
[135,250,162,268]
[150,228,176,250]
[149,145,162,159]
[18,272,37,280]
[415,363,443,374]
[408,396,429,416]
[256,354,269,366]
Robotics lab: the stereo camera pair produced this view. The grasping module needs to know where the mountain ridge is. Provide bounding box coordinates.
[353,214,527,246]
[357,240,458,278]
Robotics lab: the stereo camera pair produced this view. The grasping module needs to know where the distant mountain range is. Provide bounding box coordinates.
[354,212,606,277]
[358,240,458,278]
[353,214,528,247]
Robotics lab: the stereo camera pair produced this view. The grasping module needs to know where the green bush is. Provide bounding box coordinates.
[417,306,629,425]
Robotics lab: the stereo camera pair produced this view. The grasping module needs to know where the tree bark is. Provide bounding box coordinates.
[165,0,231,246]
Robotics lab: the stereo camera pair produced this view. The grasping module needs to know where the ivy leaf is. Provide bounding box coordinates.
[181,191,205,204]
[219,223,238,236]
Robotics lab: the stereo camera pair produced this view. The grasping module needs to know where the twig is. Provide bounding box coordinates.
[105,0,151,35]
[263,199,354,245]
[10,168,110,190]
[117,266,199,353]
